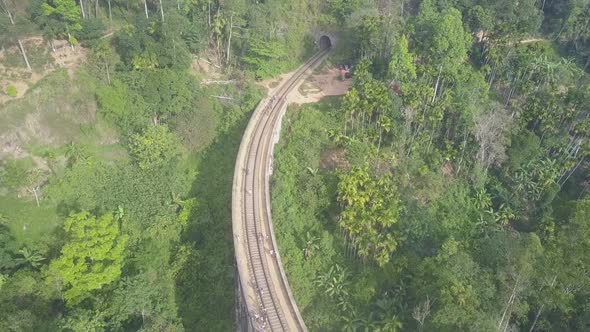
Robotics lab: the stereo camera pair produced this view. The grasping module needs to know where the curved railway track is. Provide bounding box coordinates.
[232,48,331,331]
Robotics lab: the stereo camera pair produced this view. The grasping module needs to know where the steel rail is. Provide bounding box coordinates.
[233,48,330,331]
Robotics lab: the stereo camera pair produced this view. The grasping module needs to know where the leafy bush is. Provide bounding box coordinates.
[75,18,106,44]
[242,38,288,79]
[0,159,30,190]
[6,85,17,97]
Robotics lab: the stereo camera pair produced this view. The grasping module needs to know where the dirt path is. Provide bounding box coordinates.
[518,37,547,44]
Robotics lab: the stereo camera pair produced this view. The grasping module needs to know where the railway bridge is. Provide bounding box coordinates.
[231,37,332,331]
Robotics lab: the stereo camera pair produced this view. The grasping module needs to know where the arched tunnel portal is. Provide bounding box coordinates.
[319,35,332,50]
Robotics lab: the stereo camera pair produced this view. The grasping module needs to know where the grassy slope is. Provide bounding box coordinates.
[0,196,61,252]
[0,44,264,330]
[0,68,123,254]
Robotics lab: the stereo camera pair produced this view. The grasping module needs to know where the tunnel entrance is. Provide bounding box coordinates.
[319,35,332,50]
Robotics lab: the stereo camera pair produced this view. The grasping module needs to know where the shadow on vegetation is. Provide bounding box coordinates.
[175,111,252,330]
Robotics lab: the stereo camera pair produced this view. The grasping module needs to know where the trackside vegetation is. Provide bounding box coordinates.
[271,0,590,331]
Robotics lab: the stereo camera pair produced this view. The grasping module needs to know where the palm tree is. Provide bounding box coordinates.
[303,231,320,259]
[169,192,185,211]
[115,206,125,220]
[378,315,403,332]
[341,314,361,332]
[315,264,351,303]
[306,167,319,176]
[357,312,379,331]
[16,247,45,269]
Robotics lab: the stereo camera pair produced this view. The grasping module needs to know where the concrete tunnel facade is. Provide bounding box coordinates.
[319,35,332,50]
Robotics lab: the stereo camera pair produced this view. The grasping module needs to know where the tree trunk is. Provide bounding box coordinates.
[343,116,348,137]
[105,61,111,84]
[2,2,33,73]
[560,156,584,187]
[497,274,521,332]
[95,0,99,18]
[67,32,75,50]
[107,0,112,21]
[529,276,556,332]
[377,127,383,152]
[29,187,40,207]
[584,54,590,71]
[455,131,468,175]
[80,0,86,19]
[158,0,164,22]
[226,13,233,66]
[431,65,442,104]
[17,39,32,72]
[143,0,149,19]
[3,0,14,24]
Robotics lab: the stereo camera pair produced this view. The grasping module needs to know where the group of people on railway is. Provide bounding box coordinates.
[264,95,287,114]
[254,286,270,331]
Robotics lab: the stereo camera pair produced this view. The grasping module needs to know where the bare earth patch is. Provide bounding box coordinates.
[192,54,223,80]
[258,65,351,103]
[0,38,87,105]
[258,71,295,94]
[288,67,351,105]
[320,148,350,171]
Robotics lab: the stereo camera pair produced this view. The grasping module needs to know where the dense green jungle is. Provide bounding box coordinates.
[0,0,589,331]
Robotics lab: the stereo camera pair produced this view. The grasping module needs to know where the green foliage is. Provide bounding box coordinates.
[271,100,346,329]
[1,159,30,190]
[388,35,417,84]
[5,85,17,97]
[414,4,472,79]
[96,79,149,133]
[168,107,218,153]
[15,247,45,270]
[328,0,363,22]
[114,15,192,70]
[46,211,128,306]
[243,38,288,79]
[141,69,194,120]
[0,224,19,273]
[37,0,82,38]
[75,18,106,44]
[5,0,590,330]
[128,125,181,171]
[0,196,61,254]
[337,165,401,266]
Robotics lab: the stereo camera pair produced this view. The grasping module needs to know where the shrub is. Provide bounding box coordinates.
[75,18,106,45]
[6,85,17,97]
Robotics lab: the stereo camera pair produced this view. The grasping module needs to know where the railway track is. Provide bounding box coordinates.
[232,48,331,331]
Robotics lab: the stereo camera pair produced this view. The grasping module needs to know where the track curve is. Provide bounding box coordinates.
[232,49,330,331]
